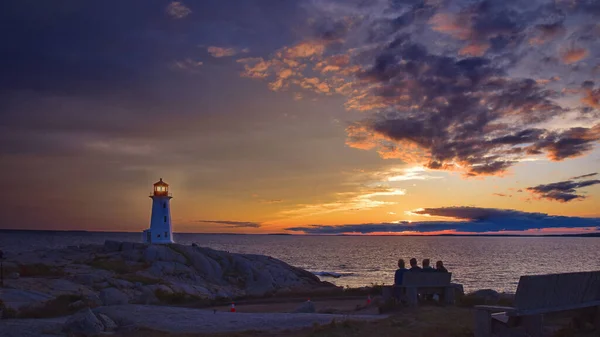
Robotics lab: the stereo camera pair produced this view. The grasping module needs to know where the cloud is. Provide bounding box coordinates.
[570,172,598,180]
[170,59,203,72]
[526,178,600,202]
[561,47,590,64]
[582,83,600,109]
[166,1,192,19]
[207,46,245,58]
[492,193,511,197]
[529,22,566,45]
[286,207,600,234]
[259,199,284,204]
[238,0,600,177]
[386,166,443,182]
[196,220,261,228]
[277,186,406,219]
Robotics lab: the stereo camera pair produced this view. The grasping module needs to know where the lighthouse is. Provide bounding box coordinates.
[142,178,174,244]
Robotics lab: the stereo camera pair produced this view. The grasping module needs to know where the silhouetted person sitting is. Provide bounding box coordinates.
[393,259,408,302]
[435,260,448,273]
[422,259,435,272]
[394,259,408,285]
[409,258,421,271]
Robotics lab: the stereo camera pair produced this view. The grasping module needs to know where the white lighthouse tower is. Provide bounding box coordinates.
[142,178,174,244]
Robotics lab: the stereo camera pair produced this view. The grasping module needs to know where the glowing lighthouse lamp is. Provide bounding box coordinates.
[142,178,174,244]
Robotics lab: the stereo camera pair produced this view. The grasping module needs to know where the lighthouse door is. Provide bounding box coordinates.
[146,231,152,243]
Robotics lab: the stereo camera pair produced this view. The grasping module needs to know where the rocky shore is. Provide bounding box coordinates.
[0,240,338,316]
[1,241,519,337]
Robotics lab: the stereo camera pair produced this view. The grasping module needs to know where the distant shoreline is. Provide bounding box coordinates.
[0,229,599,237]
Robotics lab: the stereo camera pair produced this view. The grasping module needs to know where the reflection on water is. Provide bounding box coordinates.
[1,232,599,292]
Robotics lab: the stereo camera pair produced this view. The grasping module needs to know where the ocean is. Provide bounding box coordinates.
[1,231,599,293]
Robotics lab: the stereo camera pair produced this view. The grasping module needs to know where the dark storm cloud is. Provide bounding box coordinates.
[286,207,600,234]
[196,220,261,228]
[526,178,600,202]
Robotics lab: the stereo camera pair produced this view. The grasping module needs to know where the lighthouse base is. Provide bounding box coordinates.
[142,229,174,244]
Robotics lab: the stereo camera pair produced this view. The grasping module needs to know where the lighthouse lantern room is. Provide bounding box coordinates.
[142,178,174,244]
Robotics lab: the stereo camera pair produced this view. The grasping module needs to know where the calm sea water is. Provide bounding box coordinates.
[1,231,599,293]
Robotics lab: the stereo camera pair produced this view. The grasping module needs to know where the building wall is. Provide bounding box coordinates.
[147,195,173,243]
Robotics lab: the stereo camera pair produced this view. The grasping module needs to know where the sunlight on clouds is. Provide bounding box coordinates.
[166,1,191,19]
[169,58,203,72]
[387,166,444,182]
[277,187,406,219]
[404,208,430,217]
[560,46,589,64]
[207,46,238,58]
[233,0,600,178]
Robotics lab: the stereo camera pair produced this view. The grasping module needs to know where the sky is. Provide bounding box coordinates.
[1,0,599,235]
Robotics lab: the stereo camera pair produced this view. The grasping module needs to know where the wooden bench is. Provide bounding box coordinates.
[382,272,454,306]
[474,271,600,337]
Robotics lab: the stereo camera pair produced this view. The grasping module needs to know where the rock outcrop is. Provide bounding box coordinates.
[0,241,338,315]
[62,308,105,336]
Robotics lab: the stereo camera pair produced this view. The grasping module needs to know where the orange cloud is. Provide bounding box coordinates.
[280,41,326,59]
[561,47,590,64]
[207,46,238,58]
[428,13,472,40]
[582,88,600,108]
[314,54,351,73]
[166,1,191,19]
[237,57,272,79]
[459,42,490,56]
[169,58,203,72]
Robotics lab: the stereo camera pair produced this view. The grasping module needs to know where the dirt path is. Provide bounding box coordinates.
[0,317,67,337]
[95,304,384,334]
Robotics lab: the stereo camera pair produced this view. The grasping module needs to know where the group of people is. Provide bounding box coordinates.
[394,258,448,285]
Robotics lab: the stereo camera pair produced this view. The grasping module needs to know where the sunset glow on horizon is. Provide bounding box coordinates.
[1,0,599,235]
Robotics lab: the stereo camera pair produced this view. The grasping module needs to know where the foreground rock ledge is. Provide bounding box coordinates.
[0,241,338,313]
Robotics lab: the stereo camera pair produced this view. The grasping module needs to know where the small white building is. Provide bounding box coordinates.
[142,178,174,244]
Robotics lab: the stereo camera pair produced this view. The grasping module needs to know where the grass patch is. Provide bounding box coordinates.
[0,300,18,319]
[17,294,84,319]
[457,293,513,308]
[18,263,65,278]
[112,306,475,337]
[89,257,148,274]
[155,290,190,305]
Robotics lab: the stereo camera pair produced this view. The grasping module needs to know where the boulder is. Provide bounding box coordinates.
[468,289,500,303]
[293,300,316,313]
[97,313,118,331]
[63,308,104,336]
[0,289,54,311]
[450,283,465,297]
[121,242,146,252]
[143,245,187,264]
[8,241,339,305]
[108,278,134,289]
[103,240,122,252]
[73,274,98,286]
[68,300,87,310]
[136,287,160,305]
[84,293,103,307]
[99,287,129,306]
